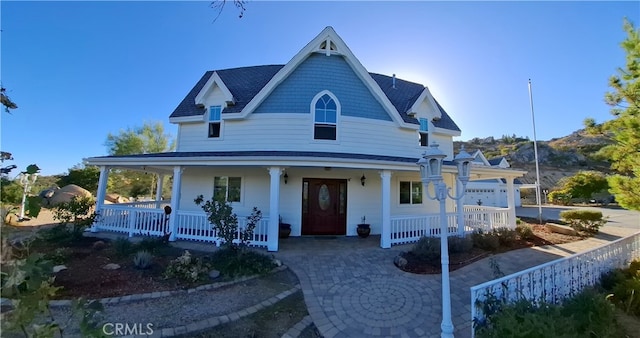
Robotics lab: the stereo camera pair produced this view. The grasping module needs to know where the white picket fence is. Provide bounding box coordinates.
[95,205,269,248]
[469,231,640,337]
[390,207,511,245]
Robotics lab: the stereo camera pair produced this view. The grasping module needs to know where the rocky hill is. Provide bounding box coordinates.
[454,130,612,192]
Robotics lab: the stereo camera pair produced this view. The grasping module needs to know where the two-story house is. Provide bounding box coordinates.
[86,27,525,251]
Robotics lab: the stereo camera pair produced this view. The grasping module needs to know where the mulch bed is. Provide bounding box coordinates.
[395,223,585,275]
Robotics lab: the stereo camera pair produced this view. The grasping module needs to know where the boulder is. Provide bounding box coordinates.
[53,265,67,273]
[48,184,93,206]
[102,263,121,270]
[209,269,221,280]
[394,255,408,269]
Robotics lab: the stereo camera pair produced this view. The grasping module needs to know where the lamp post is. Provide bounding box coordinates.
[418,143,473,338]
[18,171,39,221]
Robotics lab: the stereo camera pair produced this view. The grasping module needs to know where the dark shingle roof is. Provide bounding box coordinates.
[488,157,505,166]
[90,150,455,165]
[169,65,460,132]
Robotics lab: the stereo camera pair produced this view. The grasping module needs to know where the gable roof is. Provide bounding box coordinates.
[488,157,505,166]
[169,27,460,132]
[170,67,460,131]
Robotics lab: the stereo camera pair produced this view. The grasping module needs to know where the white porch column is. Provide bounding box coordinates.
[268,167,283,252]
[168,166,183,241]
[155,174,165,208]
[456,180,465,237]
[92,166,110,232]
[506,176,517,228]
[380,170,392,249]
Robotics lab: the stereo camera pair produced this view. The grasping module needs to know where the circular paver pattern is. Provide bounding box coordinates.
[331,275,430,329]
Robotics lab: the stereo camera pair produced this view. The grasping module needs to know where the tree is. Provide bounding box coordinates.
[591,19,640,210]
[56,163,101,195]
[104,121,175,198]
[556,171,609,203]
[211,0,247,20]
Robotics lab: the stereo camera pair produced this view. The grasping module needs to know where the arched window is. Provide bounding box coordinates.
[313,93,338,140]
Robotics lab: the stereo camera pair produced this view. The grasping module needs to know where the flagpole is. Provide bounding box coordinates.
[528,79,543,224]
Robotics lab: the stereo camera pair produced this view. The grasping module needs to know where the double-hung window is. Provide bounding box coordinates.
[419,118,429,146]
[314,94,337,140]
[208,105,222,138]
[399,181,423,204]
[214,176,241,202]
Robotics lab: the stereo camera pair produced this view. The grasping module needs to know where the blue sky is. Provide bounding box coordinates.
[1,1,638,176]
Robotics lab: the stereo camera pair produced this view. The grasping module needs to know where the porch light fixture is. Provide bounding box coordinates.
[283,172,288,184]
[360,174,366,186]
[417,142,473,338]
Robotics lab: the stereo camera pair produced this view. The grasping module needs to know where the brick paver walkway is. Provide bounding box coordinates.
[273,225,639,338]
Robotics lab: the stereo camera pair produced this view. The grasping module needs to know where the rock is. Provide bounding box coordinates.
[273,259,282,267]
[53,265,67,273]
[48,184,93,206]
[92,241,106,251]
[208,270,220,280]
[394,255,408,268]
[102,263,121,270]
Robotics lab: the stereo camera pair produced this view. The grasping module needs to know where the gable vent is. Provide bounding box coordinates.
[319,39,337,56]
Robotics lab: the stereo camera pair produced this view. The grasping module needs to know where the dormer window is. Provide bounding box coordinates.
[208,105,222,138]
[419,118,429,146]
[313,93,338,140]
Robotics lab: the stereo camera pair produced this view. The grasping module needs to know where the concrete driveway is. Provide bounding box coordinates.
[516,205,640,230]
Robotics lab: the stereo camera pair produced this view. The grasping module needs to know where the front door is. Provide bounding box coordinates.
[302,178,347,235]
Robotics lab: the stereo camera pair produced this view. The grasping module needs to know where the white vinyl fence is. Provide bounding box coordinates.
[95,205,269,248]
[390,206,511,245]
[470,231,640,337]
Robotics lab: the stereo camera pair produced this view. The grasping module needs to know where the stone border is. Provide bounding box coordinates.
[157,285,301,338]
[281,315,313,338]
[48,265,288,307]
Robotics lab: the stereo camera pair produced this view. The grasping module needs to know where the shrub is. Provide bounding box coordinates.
[210,247,276,277]
[548,190,572,205]
[515,224,534,240]
[45,247,71,265]
[448,235,473,254]
[136,236,170,255]
[476,288,623,338]
[410,236,440,263]
[133,250,153,270]
[112,237,134,258]
[601,260,640,316]
[194,195,262,250]
[472,230,500,251]
[164,250,211,283]
[560,210,606,234]
[494,228,517,247]
[515,218,523,225]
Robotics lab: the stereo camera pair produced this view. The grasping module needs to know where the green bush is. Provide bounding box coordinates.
[515,224,535,240]
[112,237,134,258]
[45,247,71,265]
[560,210,606,234]
[448,235,473,254]
[494,228,517,247]
[411,236,441,263]
[476,288,624,338]
[210,248,276,278]
[164,250,211,283]
[0,178,22,204]
[515,218,523,225]
[472,230,500,251]
[136,236,170,255]
[548,190,572,205]
[601,260,640,316]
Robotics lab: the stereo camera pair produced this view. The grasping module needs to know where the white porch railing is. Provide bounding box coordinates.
[390,206,511,246]
[469,232,640,337]
[174,210,269,248]
[95,205,269,248]
[115,200,171,209]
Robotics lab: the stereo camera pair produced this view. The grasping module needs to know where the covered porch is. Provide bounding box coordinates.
[86,151,526,252]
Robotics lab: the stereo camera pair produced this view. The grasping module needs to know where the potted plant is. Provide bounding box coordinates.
[279,215,291,239]
[357,216,370,238]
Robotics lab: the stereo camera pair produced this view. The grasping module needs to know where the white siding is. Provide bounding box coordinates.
[176,113,456,159]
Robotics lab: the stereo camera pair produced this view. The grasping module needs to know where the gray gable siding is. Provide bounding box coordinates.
[253,53,392,121]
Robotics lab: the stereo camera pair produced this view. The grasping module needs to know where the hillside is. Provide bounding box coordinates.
[454,130,612,192]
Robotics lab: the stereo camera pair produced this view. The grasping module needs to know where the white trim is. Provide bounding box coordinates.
[169,116,205,124]
[407,87,443,121]
[310,90,341,143]
[207,105,225,141]
[238,26,407,128]
[194,72,235,106]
